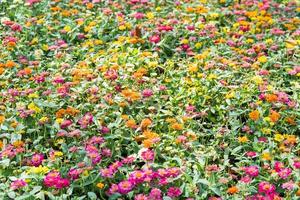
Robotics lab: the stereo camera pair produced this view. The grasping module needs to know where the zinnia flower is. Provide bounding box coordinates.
[10,179,27,190]
[117,180,134,194]
[258,181,276,194]
[31,153,44,167]
[249,110,260,121]
[149,35,160,44]
[243,166,259,177]
[141,149,155,162]
[167,187,182,198]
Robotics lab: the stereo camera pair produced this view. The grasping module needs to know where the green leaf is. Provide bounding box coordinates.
[198,179,210,186]
[30,186,42,195]
[35,191,45,200]
[7,191,15,199]
[108,193,121,200]
[87,192,97,200]
[210,186,221,196]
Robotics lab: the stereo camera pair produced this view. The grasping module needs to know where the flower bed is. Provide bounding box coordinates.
[0,0,299,199]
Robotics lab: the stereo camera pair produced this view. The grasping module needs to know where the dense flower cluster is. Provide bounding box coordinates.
[0,0,299,199]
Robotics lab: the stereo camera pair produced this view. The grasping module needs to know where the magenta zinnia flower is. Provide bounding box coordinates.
[258,181,276,194]
[117,180,134,194]
[129,170,146,184]
[293,161,300,169]
[31,153,44,167]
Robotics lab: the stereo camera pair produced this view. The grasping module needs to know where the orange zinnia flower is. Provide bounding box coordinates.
[142,139,153,148]
[96,182,104,189]
[56,109,66,118]
[0,115,5,124]
[265,94,278,103]
[0,68,5,75]
[269,110,280,122]
[249,110,260,121]
[66,107,80,116]
[126,119,136,129]
[296,189,300,196]
[141,118,152,128]
[5,60,16,68]
[171,123,183,130]
[13,140,24,148]
[227,186,239,194]
[285,117,296,125]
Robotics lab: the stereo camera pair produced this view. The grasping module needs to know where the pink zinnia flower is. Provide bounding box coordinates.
[68,168,82,180]
[11,23,22,32]
[157,25,173,32]
[10,179,27,190]
[167,167,181,178]
[122,156,136,164]
[104,69,118,80]
[26,0,41,6]
[55,178,70,189]
[43,171,69,189]
[78,112,93,128]
[282,181,295,190]
[159,85,167,91]
[60,119,72,129]
[277,168,292,179]
[245,151,256,157]
[274,161,284,172]
[101,126,110,134]
[142,89,153,98]
[107,184,118,195]
[134,194,148,200]
[205,164,220,172]
[158,178,168,185]
[100,168,114,178]
[244,166,259,177]
[167,187,182,198]
[149,35,160,44]
[141,149,155,162]
[133,12,145,19]
[43,171,59,185]
[149,188,162,200]
[240,176,252,183]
